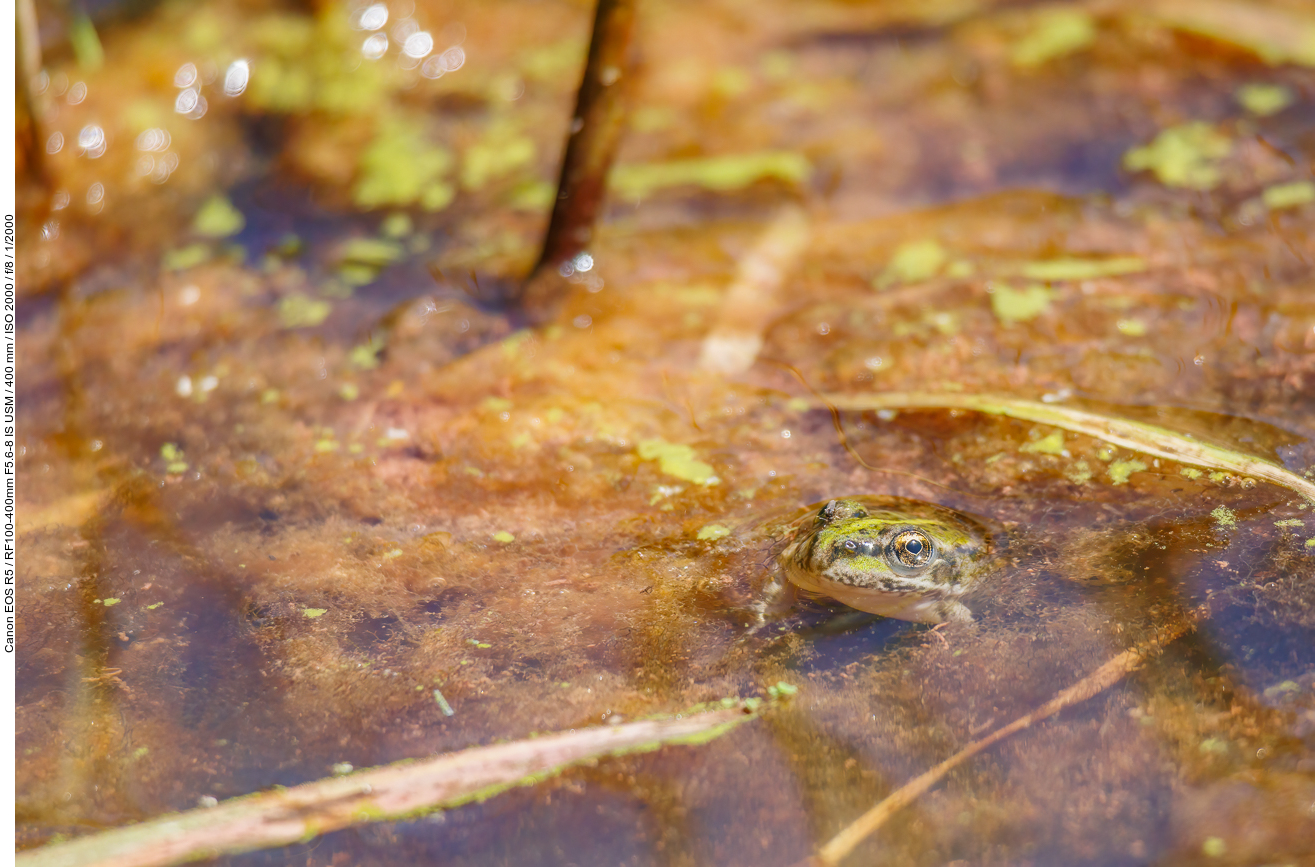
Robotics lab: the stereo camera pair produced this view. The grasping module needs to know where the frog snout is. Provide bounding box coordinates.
[839,538,880,558]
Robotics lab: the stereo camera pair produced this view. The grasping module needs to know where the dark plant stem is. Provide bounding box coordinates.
[518,0,636,318]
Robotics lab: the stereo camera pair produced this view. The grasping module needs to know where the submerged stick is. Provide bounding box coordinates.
[810,617,1196,867]
[699,206,811,374]
[518,0,636,318]
[19,703,761,867]
[815,392,1315,502]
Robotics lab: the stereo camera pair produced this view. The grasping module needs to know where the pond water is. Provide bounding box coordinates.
[15,0,1315,864]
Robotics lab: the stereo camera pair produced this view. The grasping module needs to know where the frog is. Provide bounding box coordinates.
[774,496,999,624]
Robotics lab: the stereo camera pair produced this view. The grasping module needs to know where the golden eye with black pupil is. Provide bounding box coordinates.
[889,530,933,568]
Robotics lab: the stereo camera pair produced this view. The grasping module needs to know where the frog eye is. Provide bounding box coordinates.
[889,530,934,569]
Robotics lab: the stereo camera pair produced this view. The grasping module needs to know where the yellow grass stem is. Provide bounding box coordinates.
[20,704,762,867]
[816,392,1315,502]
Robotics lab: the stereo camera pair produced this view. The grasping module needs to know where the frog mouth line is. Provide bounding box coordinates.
[813,571,967,595]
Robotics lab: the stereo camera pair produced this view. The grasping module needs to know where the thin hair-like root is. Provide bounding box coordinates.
[772,362,966,498]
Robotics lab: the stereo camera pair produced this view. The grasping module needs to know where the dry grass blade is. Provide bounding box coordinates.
[817,392,1315,502]
[19,704,761,867]
[808,618,1196,867]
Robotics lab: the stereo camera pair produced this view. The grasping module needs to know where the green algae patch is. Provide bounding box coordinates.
[302,608,328,618]
[245,11,395,114]
[1021,432,1065,456]
[1180,467,1204,480]
[1211,506,1238,529]
[381,213,412,238]
[1261,180,1315,211]
[161,442,189,474]
[1274,519,1304,528]
[337,238,405,267]
[278,295,332,329]
[637,439,719,485]
[520,38,587,83]
[162,243,212,272]
[1116,318,1147,337]
[1123,123,1232,190]
[1010,8,1097,68]
[611,151,811,200]
[492,531,515,543]
[990,282,1054,324]
[1264,680,1301,697]
[461,123,537,191]
[69,13,105,70]
[1018,257,1146,282]
[102,598,121,607]
[1236,83,1294,116]
[193,196,246,239]
[334,235,399,286]
[1065,460,1093,485]
[354,117,455,211]
[875,239,947,288]
[697,524,731,541]
[349,344,381,370]
[1107,459,1147,485]
[508,179,556,212]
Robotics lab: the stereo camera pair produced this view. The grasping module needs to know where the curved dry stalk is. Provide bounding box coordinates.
[816,392,1315,502]
[698,206,811,374]
[19,703,763,867]
[809,617,1197,867]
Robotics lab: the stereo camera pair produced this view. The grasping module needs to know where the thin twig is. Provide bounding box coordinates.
[19,703,762,867]
[807,616,1197,867]
[519,0,636,318]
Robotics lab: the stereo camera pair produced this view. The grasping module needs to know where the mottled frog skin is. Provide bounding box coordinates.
[778,496,997,624]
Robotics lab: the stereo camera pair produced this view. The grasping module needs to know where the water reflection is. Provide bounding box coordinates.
[223,61,250,98]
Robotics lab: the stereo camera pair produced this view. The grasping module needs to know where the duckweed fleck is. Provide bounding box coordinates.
[1107,459,1147,485]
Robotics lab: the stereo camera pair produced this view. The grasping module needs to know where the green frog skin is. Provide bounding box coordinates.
[777,496,997,624]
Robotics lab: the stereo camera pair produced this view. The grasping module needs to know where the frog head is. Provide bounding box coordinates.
[778,496,997,624]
